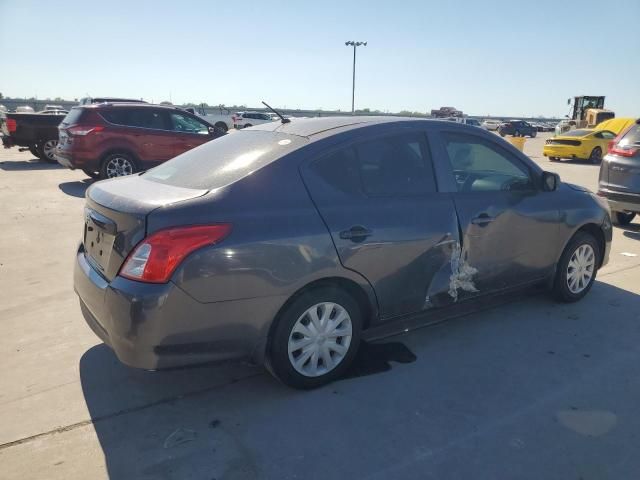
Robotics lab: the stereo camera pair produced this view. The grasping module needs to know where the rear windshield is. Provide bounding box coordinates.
[61,107,85,125]
[562,129,592,137]
[619,123,640,146]
[145,130,307,190]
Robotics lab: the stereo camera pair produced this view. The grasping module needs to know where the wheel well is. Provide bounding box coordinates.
[267,277,375,343]
[576,223,606,267]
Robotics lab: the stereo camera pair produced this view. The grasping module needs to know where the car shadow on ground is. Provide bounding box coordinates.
[616,223,640,241]
[0,158,63,171]
[58,179,94,197]
[79,281,640,479]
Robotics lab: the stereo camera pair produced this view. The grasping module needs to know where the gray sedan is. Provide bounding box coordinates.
[75,117,612,388]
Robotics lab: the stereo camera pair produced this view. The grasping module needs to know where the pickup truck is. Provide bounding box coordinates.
[1,111,67,162]
[184,104,234,132]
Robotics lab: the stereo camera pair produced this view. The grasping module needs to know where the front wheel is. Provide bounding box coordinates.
[82,168,100,179]
[214,122,228,133]
[613,211,636,226]
[100,153,138,179]
[267,286,362,389]
[530,130,537,138]
[552,231,600,303]
[39,139,58,163]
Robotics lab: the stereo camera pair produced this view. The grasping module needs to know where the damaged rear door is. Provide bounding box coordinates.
[434,130,560,297]
[301,129,460,320]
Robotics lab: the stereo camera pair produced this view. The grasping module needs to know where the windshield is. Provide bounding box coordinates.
[145,130,307,190]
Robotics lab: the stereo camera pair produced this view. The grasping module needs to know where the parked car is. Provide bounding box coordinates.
[443,117,482,127]
[555,119,577,136]
[44,104,64,111]
[481,119,501,131]
[15,106,35,113]
[38,109,68,115]
[498,120,537,138]
[598,119,640,226]
[55,103,224,179]
[74,117,611,389]
[233,111,275,129]
[1,110,67,161]
[543,128,617,164]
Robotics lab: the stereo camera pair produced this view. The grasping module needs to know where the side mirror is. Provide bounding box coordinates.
[542,171,560,192]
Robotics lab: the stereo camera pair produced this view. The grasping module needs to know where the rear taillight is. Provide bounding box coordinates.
[68,125,105,136]
[6,119,17,133]
[608,125,640,157]
[119,224,232,283]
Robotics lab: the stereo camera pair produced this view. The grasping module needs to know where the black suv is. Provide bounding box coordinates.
[498,120,537,138]
[598,119,640,225]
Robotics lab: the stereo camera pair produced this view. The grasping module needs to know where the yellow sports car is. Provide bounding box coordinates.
[543,128,617,164]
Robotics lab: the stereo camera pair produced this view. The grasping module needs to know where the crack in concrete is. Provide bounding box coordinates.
[0,372,262,452]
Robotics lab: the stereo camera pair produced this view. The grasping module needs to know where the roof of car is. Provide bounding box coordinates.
[250,115,442,138]
[79,102,186,111]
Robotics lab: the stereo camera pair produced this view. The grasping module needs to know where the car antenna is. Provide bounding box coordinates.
[262,101,290,124]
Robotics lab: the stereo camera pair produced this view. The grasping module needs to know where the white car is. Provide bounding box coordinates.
[233,111,276,129]
[481,119,501,131]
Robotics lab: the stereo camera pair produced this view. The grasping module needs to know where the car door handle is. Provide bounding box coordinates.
[339,226,373,240]
[471,214,495,225]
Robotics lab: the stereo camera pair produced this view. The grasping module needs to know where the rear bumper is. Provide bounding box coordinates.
[543,145,588,159]
[597,188,640,213]
[55,146,97,170]
[74,244,279,369]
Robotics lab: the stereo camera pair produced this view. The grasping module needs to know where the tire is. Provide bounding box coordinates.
[588,147,602,164]
[612,211,636,226]
[243,123,252,129]
[267,286,362,389]
[82,168,100,179]
[514,130,521,137]
[29,145,41,159]
[100,152,138,179]
[549,157,559,162]
[552,231,600,303]
[214,122,228,133]
[499,131,506,137]
[530,130,537,138]
[39,139,58,163]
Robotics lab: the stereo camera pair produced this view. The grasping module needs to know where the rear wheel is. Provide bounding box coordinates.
[530,130,537,138]
[267,286,362,389]
[613,211,636,226]
[588,147,602,164]
[552,231,600,303]
[243,123,252,129]
[39,139,58,163]
[100,153,138,179]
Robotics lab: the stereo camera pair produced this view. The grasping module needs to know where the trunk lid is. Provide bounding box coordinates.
[84,175,207,280]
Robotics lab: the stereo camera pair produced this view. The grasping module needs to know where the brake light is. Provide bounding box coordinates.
[7,119,17,133]
[68,125,105,136]
[608,125,639,157]
[119,224,232,283]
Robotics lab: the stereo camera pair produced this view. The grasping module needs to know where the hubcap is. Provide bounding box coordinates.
[288,302,352,377]
[43,140,58,160]
[567,244,595,294]
[105,157,134,178]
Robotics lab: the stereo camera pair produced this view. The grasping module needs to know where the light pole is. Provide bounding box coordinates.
[345,41,367,115]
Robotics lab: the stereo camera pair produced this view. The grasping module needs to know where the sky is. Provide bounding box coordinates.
[1,0,639,117]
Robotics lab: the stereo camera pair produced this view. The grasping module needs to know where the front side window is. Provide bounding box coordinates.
[170,113,209,134]
[444,132,533,192]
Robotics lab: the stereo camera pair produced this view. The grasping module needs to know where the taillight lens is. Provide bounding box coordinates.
[7,119,17,133]
[119,224,232,283]
[608,125,640,157]
[68,125,105,136]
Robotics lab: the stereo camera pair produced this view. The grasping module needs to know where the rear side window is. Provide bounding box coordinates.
[61,108,85,125]
[619,124,640,147]
[309,132,437,197]
[100,109,169,130]
[145,130,307,190]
